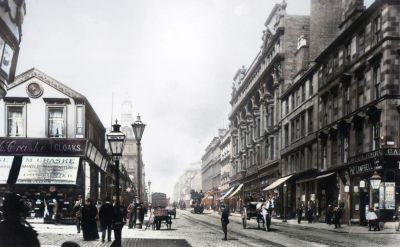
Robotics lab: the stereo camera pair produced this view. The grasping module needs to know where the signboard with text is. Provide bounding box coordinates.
[16,156,80,184]
[0,138,87,156]
[0,156,13,184]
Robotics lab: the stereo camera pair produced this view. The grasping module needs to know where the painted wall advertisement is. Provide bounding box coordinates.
[16,156,79,184]
[0,156,14,184]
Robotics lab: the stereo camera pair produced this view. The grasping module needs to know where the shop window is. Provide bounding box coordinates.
[7,105,25,137]
[47,106,66,137]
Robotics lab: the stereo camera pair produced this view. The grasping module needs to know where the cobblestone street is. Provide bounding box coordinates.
[33,210,400,247]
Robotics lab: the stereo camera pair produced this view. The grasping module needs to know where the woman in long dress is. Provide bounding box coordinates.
[81,198,99,241]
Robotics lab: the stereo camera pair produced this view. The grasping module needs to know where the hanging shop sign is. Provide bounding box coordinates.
[0,156,14,184]
[0,138,87,156]
[16,156,80,185]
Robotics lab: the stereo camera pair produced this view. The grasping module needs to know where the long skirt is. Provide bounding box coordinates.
[82,220,99,240]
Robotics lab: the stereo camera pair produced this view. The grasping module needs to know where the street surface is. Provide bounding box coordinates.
[33,209,400,247]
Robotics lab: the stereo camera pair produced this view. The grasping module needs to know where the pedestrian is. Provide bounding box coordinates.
[81,198,99,241]
[112,200,126,247]
[128,200,138,229]
[0,193,41,247]
[296,203,304,224]
[333,203,344,229]
[307,201,314,223]
[220,204,229,241]
[73,195,83,233]
[326,204,333,225]
[366,207,378,231]
[52,198,58,224]
[374,206,381,231]
[99,196,113,243]
[263,195,274,231]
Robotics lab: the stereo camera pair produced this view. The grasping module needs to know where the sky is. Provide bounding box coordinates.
[16,0,313,198]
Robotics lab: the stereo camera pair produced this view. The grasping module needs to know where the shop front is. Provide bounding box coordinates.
[341,148,400,225]
[0,137,109,221]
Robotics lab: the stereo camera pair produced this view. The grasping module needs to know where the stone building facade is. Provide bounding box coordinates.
[225,0,400,225]
[228,0,309,209]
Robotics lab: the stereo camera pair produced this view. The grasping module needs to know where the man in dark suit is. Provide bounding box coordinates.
[220,204,230,241]
[99,197,114,243]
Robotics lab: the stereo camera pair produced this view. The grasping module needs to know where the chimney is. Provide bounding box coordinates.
[309,0,343,61]
[340,0,365,31]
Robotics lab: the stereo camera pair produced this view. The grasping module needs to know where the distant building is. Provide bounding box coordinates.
[172,162,201,207]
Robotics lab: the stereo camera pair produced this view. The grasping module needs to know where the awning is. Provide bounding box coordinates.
[219,186,236,201]
[16,156,80,185]
[263,175,293,191]
[0,156,14,184]
[296,172,335,184]
[226,184,243,199]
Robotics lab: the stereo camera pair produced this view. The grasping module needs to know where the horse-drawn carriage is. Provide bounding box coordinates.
[152,208,172,230]
[242,202,266,230]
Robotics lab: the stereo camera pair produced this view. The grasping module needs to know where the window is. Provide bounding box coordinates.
[308,108,313,133]
[301,85,306,102]
[355,127,363,154]
[358,30,365,55]
[291,121,295,142]
[357,77,365,108]
[332,136,338,166]
[343,86,350,115]
[76,105,84,136]
[307,146,313,169]
[301,114,305,137]
[332,93,338,120]
[296,118,300,139]
[342,135,350,163]
[270,137,275,160]
[372,123,380,150]
[285,99,289,115]
[291,94,295,111]
[322,144,327,170]
[309,79,313,96]
[322,99,328,126]
[48,107,65,137]
[373,66,381,100]
[284,124,289,147]
[296,89,300,106]
[7,105,24,137]
[373,15,382,44]
[270,106,274,127]
[345,43,351,65]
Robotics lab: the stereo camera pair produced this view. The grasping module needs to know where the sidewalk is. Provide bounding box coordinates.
[212,211,400,234]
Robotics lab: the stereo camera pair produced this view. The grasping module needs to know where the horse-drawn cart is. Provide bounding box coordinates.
[242,202,265,230]
[153,208,172,230]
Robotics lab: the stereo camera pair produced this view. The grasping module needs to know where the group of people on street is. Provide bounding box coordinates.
[296,201,344,229]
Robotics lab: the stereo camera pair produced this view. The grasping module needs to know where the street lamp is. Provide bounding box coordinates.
[131,114,146,229]
[370,171,382,190]
[107,120,126,247]
[283,183,287,223]
[148,180,152,204]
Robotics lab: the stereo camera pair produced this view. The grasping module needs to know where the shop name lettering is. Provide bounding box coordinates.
[349,162,381,175]
[347,148,400,163]
[0,140,83,154]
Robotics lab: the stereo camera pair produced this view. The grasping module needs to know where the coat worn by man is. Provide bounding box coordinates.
[99,201,114,242]
[81,201,99,241]
[221,206,230,241]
